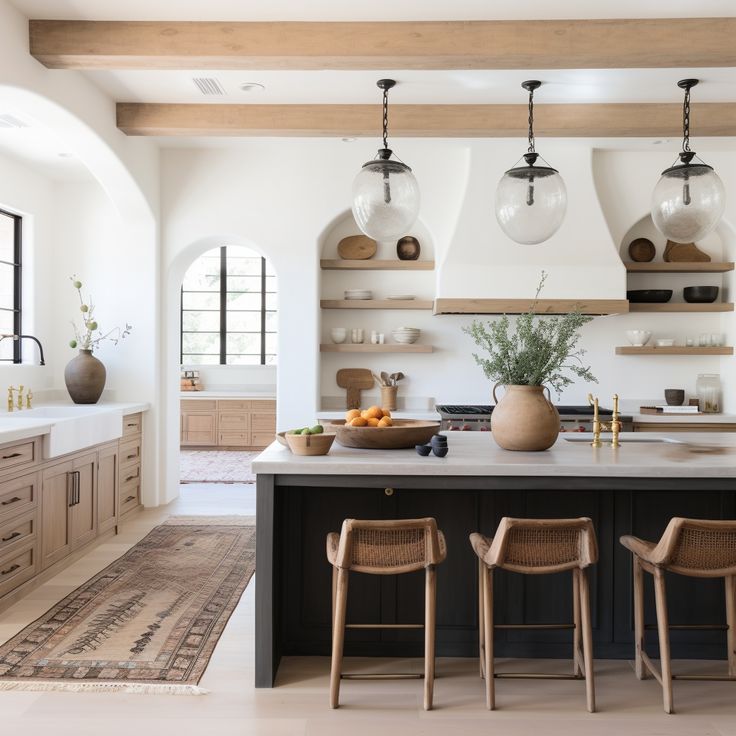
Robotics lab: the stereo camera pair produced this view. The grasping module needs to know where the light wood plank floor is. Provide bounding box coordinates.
[1,484,736,735]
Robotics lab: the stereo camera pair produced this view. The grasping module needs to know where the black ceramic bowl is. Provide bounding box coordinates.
[432,446,448,458]
[683,286,719,303]
[415,444,432,456]
[626,289,673,303]
[430,434,448,445]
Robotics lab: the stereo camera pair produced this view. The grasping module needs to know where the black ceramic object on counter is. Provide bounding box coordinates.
[432,446,448,457]
[626,289,673,303]
[416,444,432,456]
[683,286,719,303]
[664,389,685,406]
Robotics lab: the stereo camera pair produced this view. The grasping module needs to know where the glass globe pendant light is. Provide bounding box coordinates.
[495,80,567,245]
[651,79,725,243]
[352,79,420,241]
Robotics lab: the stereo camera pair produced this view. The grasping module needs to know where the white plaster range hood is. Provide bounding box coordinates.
[433,144,629,315]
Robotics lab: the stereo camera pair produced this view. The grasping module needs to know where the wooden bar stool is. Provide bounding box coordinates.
[470,517,598,713]
[620,517,736,714]
[326,517,447,710]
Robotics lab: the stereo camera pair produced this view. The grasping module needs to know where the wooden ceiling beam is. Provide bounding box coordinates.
[31,18,736,70]
[116,102,736,137]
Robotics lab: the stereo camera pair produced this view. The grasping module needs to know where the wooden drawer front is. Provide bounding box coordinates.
[182,399,217,411]
[251,400,276,412]
[119,438,141,467]
[0,440,36,475]
[217,400,251,411]
[123,413,143,437]
[251,431,276,448]
[119,480,141,516]
[219,413,250,431]
[0,510,36,557]
[0,545,36,599]
[119,463,141,486]
[218,432,251,447]
[252,413,277,432]
[0,473,38,524]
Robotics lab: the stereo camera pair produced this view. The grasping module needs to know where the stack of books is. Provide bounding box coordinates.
[640,405,700,415]
[180,369,203,391]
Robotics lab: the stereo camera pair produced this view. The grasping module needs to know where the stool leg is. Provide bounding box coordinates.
[653,567,673,714]
[330,568,349,709]
[483,565,495,710]
[424,564,437,711]
[726,575,736,677]
[573,568,582,677]
[478,558,485,678]
[633,555,646,680]
[578,567,596,713]
[331,565,337,633]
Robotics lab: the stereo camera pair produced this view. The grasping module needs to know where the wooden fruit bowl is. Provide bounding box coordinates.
[284,432,336,456]
[326,419,440,449]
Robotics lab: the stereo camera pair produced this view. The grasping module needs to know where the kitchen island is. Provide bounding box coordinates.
[252,432,736,687]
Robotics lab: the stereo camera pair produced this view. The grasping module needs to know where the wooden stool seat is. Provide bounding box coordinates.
[620,517,736,714]
[326,517,446,710]
[471,517,598,713]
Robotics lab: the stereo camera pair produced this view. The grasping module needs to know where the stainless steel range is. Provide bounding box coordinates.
[435,404,633,433]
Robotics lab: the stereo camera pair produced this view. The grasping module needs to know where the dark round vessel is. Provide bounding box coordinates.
[683,286,719,303]
[396,236,421,260]
[64,349,106,404]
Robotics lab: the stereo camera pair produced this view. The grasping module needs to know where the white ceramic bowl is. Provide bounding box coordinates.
[655,338,675,347]
[330,328,347,344]
[626,330,652,346]
[392,328,421,344]
[344,289,372,300]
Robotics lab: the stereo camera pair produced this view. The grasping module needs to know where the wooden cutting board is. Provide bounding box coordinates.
[336,368,374,409]
[337,235,377,260]
[663,240,711,262]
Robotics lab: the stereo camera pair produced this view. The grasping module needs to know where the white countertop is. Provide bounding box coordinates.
[181,391,276,400]
[252,431,736,478]
[631,413,736,424]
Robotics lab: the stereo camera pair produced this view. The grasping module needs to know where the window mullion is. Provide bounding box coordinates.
[220,246,227,365]
[260,257,266,365]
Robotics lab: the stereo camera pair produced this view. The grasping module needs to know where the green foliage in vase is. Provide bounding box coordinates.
[462,272,597,396]
[68,276,132,352]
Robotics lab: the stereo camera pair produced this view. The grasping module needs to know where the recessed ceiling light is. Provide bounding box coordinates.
[240,82,266,93]
[57,152,72,158]
[341,137,356,143]
[652,139,670,145]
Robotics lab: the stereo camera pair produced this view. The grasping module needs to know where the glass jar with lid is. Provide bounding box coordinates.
[696,374,721,413]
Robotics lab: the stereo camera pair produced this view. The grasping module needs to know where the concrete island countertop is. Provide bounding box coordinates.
[630,412,736,424]
[252,431,736,478]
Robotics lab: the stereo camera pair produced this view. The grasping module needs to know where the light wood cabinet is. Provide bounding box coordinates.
[70,452,97,550]
[181,411,217,446]
[97,443,119,535]
[40,461,73,569]
[180,398,276,449]
[633,422,736,432]
[118,413,143,519]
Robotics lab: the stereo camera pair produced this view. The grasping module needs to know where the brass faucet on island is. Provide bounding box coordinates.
[588,393,621,448]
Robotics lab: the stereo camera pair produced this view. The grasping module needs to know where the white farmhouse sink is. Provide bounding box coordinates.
[4,405,124,458]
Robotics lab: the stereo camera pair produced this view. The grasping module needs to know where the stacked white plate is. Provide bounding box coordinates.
[387,295,415,300]
[344,289,372,300]
[392,327,421,344]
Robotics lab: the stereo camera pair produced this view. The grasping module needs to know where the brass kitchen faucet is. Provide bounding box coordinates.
[588,393,621,448]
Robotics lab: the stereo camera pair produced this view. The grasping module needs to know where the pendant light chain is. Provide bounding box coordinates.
[382,85,390,151]
[527,86,536,154]
[682,84,692,153]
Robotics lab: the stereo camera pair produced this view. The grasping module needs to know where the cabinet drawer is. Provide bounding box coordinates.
[123,413,143,437]
[119,462,141,486]
[119,481,141,516]
[251,400,276,412]
[218,432,251,447]
[0,440,37,475]
[119,438,141,467]
[0,472,38,524]
[182,399,217,411]
[0,544,36,599]
[251,431,276,448]
[217,399,251,411]
[0,510,37,557]
[252,413,277,432]
[218,413,250,430]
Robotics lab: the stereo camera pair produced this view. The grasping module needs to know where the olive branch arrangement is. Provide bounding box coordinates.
[462,272,597,396]
[68,276,132,352]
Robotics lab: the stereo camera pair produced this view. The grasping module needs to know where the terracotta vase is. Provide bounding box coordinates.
[491,384,560,451]
[64,349,106,404]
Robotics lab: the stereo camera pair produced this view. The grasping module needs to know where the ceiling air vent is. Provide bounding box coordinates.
[192,77,226,96]
[0,113,29,129]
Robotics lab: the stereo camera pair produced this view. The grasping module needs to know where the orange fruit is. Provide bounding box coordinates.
[366,406,383,419]
[345,409,361,421]
[366,417,380,427]
[378,416,393,427]
[360,409,370,419]
[380,408,391,418]
[350,416,368,427]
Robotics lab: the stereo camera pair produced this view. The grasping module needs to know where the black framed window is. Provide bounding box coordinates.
[0,209,21,363]
[180,245,277,365]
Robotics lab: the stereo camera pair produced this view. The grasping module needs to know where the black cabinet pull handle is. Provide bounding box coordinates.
[1,531,21,542]
[1,496,21,506]
[74,471,81,505]
[1,452,22,460]
[126,422,137,427]
[125,495,136,502]
[1,563,20,575]
[67,472,74,507]
[125,474,137,483]
[126,453,137,460]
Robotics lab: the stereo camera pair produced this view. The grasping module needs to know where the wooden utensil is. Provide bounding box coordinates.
[338,235,377,260]
[336,368,374,409]
[663,240,711,262]
[325,419,440,449]
[628,238,656,262]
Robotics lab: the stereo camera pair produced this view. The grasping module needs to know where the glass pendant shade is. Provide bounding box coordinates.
[495,164,567,245]
[352,158,420,241]
[651,162,726,243]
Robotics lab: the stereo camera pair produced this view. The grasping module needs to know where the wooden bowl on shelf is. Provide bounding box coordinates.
[284,432,336,456]
[325,419,440,449]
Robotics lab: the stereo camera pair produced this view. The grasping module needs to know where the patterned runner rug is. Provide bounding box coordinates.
[0,517,255,694]
[180,450,258,483]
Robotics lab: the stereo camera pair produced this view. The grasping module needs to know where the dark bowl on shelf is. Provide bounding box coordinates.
[683,286,719,303]
[626,289,673,303]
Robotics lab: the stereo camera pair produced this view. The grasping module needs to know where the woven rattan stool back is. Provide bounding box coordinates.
[655,518,736,577]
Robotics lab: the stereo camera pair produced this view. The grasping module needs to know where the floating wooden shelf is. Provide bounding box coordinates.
[321,343,433,353]
[625,262,734,273]
[628,302,734,313]
[616,346,734,356]
[321,259,435,271]
[321,299,433,310]
[434,298,629,315]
